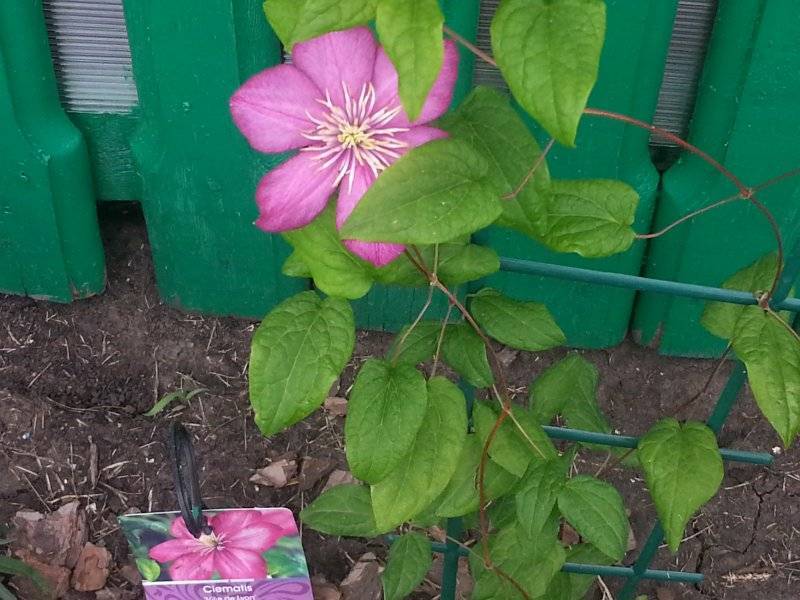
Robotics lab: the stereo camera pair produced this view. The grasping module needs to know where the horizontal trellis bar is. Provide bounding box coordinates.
[541,425,774,465]
[499,258,800,312]
[427,542,704,583]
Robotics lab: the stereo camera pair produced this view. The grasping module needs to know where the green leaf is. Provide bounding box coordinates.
[491,0,606,146]
[441,323,494,388]
[733,307,800,446]
[439,86,550,238]
[515,458,568,538]
[281,251,311,278]
[472,525,565,599]
[283,206,374,299]
[557,475,629,561]
[345,359,428,483]
[388,321,441,365]
[135,558,161,582]
[473,402,557,477]
[701,252,784,340]
[264,0,377,49]
[530,353,596,423]
[143,388,207,417]
[638,419,723,553]
[382,532,433,600]
[0,556,46,591]
[435,434,517,518]
[377,243,500,287]
[340,139,502,244]
[541,179,638,257]
[471,288,565,351]
[560,544,615,600]
[371,377,467,530]
[249,291,355,436]
[300,484,381,537]
[376,0,444,121]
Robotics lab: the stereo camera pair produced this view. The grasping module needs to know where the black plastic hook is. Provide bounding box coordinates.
[169,423,211,537]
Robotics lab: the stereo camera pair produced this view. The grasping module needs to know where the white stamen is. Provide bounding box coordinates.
[302,83,411,190]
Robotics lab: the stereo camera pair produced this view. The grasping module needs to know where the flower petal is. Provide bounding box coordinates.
[255,152,338,232]
[336,166,404,267]
[393,125,449,149]
[214,549,268,580]
[230,64,322,153]
[292,27,378,108]
[169,516,195,540]
[336,126,447,267]
[373,40,459,126]
[149,538,200,563]
[167,551,215,581]
[213,511,284,553]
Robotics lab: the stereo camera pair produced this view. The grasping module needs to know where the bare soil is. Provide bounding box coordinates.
[1,203,798,599]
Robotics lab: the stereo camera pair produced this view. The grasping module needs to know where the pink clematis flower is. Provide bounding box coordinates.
[149,510,294,581]
[230,26,459,266]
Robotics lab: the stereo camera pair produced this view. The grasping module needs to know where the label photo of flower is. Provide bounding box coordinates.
[120,507,311,595]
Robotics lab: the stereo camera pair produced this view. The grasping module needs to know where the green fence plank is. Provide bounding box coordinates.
[634,0,800,357]
[69,112,141,201]
[350,0,480,332]
[0,0,104,301]
[122,0,306,317]
[473,0,677,348]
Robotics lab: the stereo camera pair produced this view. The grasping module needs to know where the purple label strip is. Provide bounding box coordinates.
[143,577,313,600]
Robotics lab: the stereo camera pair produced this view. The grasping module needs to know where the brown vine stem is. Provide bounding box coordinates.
[503,138,555,200]
[430,303,453,378]
[441,28,791,302]
[582,107,785,299]
[403,248,535,599]
[390,246,441,364]
[443,25,497,68]
[634,193,741,240]
[595,344,733,478]
[766,306,800,344]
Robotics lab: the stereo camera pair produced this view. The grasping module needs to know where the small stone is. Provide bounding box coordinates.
[250,458,298,488]
[627,526,638,552]
[12,501,87,568]
[656,587,676,600]
[340,553,383,600]
[11,551,70,600]
[560,522,580,546]
[427,555,473,599]
[322,469,358,492]
[119,562,142,586]
[324,396,348,417]
[299,456,335,491]
[311,575,342,600]
[71,542,112,592]
[496,347,518,367]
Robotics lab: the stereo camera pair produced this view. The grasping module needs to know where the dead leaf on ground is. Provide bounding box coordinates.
[324,396,348,417]
[299,456,335,491]
[250,458,298,488]
[71,542,112,592]
[322,469,358,492]
[340,553,382,600]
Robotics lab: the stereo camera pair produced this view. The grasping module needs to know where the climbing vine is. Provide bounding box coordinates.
[233,1,800,598]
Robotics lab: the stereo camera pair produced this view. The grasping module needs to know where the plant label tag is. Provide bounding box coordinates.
[119,507,313,599]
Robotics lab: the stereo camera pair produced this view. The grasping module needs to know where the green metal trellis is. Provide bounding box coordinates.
[430,237,800,600]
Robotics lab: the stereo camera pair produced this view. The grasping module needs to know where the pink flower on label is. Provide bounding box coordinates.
[149,510,295,581]
[230,26,459,266]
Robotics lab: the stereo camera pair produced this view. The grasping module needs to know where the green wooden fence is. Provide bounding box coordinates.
[1,0,798,358]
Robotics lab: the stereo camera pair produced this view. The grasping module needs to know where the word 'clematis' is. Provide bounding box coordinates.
[230,26,458,266]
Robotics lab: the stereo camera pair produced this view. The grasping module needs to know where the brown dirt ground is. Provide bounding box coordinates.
[1,203,798,599]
